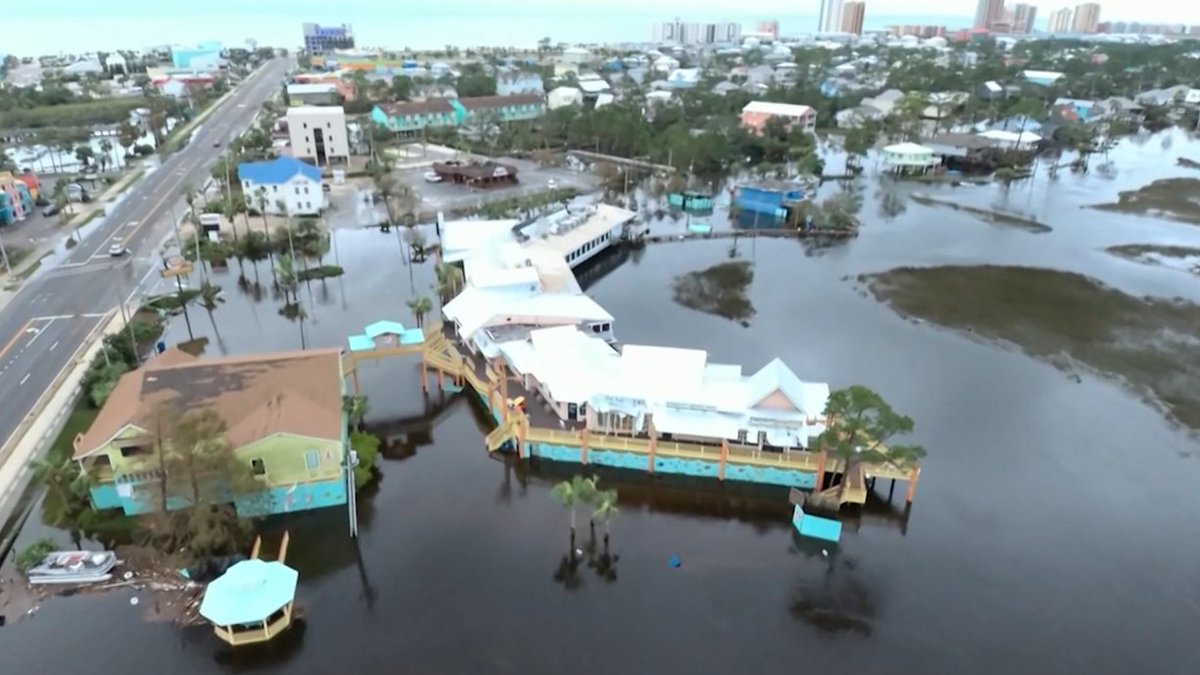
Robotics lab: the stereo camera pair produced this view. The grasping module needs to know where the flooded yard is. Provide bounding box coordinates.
[3,130,1200,673]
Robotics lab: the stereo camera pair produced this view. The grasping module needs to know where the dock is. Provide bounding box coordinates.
[341,321,918,507]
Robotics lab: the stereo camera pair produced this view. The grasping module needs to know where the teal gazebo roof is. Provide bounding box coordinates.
[348,320,427,351]
[364,320,407,338]
[199,559,298,627]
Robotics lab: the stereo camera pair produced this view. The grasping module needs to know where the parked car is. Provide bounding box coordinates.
[108,242,127,257]
[547,179,557,189]
[41,204,60,217]
[423,171,443,183]
[212,140,222,147]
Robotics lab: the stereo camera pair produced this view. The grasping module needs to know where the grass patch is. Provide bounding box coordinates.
[866,265,1200,430]
[144,289,201,311]
[672,260,756,321]
[1092,178,1200,224]
[103,169,145,201]
[0,98,144,129]
[1107,244,1200,276]
[297,264,344,281]
[49,402,100,464]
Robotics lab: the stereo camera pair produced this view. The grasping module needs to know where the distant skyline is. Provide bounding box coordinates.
[5,0,1195,55]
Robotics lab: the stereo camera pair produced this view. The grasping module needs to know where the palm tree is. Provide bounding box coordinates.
[593,488,619,551]
[434,262,464,303]
[275,253,298,302]
[254,187,277,282]
[99,138,114,171]
[551,475,597,560]
[343,394,370,430]
[32,455,90,525]
[406,295,432,328]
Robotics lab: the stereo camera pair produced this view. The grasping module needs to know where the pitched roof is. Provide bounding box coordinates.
[375,99,456,117]
[457,93,544,110]
[74,348,345,458]
[746,357,827,415]
[237,156,321,185]
[743,100,816,116]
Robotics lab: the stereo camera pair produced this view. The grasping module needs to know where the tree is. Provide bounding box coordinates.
[32,454,92,525]
[815,386,927,499]
[843,121,879,171]
[894,93,928,141]
[405,227,427,262]
[390,74,413,101]
[98,138,114,171]
[592,488,619,551]
[551,474,597,560]
[1007,97,1045,148]
[343,394,370,431]
[74,145,95,169]
[275,253,298,302]
[434,261,464,302]
[406,295,432,328]
[142,407,265,563]
[254,187,277,282]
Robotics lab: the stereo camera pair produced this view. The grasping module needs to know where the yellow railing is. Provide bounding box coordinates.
[212,609,293,646]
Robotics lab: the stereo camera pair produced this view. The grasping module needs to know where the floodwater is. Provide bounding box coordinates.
[4,130,1200,674]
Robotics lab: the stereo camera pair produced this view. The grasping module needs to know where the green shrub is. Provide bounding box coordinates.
[350,431,381,488]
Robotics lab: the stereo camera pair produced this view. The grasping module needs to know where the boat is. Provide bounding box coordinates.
[26,550,118,585]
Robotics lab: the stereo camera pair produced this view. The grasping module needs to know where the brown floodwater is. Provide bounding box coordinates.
[3,130,1200,674]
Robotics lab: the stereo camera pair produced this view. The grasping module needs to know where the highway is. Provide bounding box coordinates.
[0,57,292,454]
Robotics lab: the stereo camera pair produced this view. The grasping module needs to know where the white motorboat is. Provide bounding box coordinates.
[26,550,118,585]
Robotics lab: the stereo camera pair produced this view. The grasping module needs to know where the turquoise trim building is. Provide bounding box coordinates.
[370,94,546,134]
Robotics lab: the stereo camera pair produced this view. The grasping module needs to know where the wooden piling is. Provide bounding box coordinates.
[581,426,589,465]
[718,439,728,480]
[815,451,827,492]
[419,356,428,393]
[351,369,360,395]
[905,466,919,503]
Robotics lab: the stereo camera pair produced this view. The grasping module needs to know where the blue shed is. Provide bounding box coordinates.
[733,180,808,222]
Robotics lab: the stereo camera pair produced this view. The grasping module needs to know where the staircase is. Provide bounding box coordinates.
[816,463,868,506]
[484,416,524,452]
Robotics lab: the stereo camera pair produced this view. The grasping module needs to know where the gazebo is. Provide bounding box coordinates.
[199,558,299,646]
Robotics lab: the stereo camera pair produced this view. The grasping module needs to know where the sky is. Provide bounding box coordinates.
[24,0,1190,23]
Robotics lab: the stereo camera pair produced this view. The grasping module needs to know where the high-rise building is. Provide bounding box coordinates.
[1012,3,1038,32]
[1047,8,1074,32]
[653,18,741,43]
[841,2,866,34]
[818,0,846,32]
[974,0,1007,30]
[1071,3,1101,33]
[302,23,354,54]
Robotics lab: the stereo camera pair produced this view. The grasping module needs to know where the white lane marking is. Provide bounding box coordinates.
[49,340,59,352]
[19,373,30,386]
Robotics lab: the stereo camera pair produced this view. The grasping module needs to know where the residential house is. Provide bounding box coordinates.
[561,47,592,65]
[548,86,584,109]
[978,80,1007,101]
[712,81,741,96]
[430,62,453,78]
[923,132,996,168]
[238,156,324,216]
[977,130,1041,151]
[986,115,1042,133]
[1135,85,1194,107]
[286,83,340,105]
[370,94,544,133]
[577,73,612,99]
[860,88,904,116]
[496,72,545,96]
[835,104,884,128]
[1020,70,1065,87]
[1053,97,1105,122]
[72,348,349,518]
[410,83,458,102]
[63,60,104,76]
[652,56,680,74]
[1100,96,1145,122]
[0,173,35,225]
[667,68,701,89]
[740,101,818,135]
[881,142,940,175]
[286,106,349,166]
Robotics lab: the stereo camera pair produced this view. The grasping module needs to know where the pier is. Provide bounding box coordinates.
[341,322,919,508]
[635,227,858,245]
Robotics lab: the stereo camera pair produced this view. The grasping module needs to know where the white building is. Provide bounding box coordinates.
[496,325,830,444]
[881,142,940,174]
[653,19,742,44]
[547,86,584,110]
[286,106,349,166]
[561,47,592,65]
[440,203,636,356]
[237,156,325,216]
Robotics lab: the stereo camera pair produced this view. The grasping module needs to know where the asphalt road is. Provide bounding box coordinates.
[0,57,292,453]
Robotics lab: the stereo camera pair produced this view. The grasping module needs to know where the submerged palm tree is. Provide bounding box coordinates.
[593,489,619,551]
[343,394,370,430]
[275,253,298,302]
[434,262,464,303]
[551,475,597,560]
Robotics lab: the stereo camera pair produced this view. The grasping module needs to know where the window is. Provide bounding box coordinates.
[306,201,312,209]
[327,122,331,128]
[304,187,309,194]
[272,185,278,192]
[601,323,610,332]
[304,451,320,469]
[736,430,748,443]
[592,324,602,334]
[251,458,266,475]
[303,122,308,129]
[117,443,152,457]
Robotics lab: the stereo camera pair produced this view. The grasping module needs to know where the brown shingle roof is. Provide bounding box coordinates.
[458,93,544,110]
[74,348,344,458]
[376,99,455,116]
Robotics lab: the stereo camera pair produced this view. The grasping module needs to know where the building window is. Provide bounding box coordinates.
[304,451,319,469]
[306,201,312,209]
[327,122,332,128]
[303,122,308,129]
[601,323,610,332]
[592,324,601,334]
[251,458,266,475]
[736,430,748,443]
[304,187,309,194]
[294,187,300,195]
[272,185,278,192]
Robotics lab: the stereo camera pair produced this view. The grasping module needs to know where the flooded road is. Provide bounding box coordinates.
[3,130,1200,674]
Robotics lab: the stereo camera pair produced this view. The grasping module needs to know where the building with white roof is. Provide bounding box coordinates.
[740,100,818,135]
[495,325,829,445]
[440,203,636,357]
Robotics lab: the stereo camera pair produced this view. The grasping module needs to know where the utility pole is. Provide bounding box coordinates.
[112,272,139,364]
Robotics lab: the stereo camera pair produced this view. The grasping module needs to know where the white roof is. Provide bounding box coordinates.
[978,130,1042,143]
[445,286,611,339]
[578,78,611,94]
[742,100,815,116]
[286,83,337,95]
[883,142,933,154]
[1022,69,1065,82]
[438,218,520,263]
[519,203,634,261]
